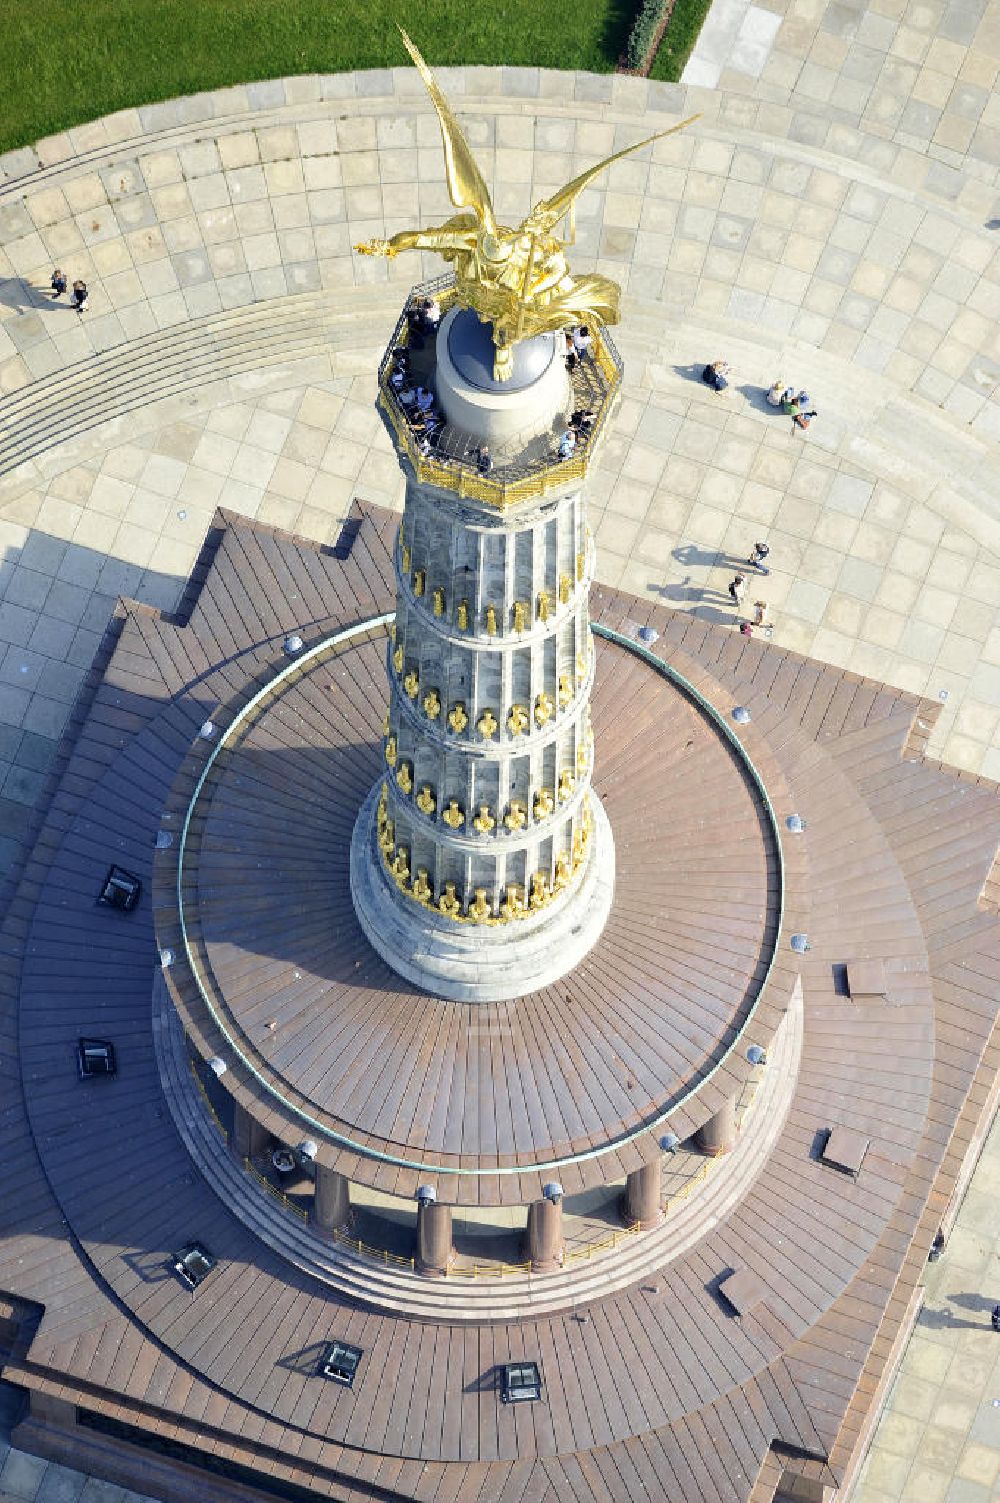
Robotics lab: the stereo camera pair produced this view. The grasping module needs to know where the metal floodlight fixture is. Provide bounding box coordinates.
[790,933,810,953]
[746,1044,767,1066]
[284,633,305,655]
[320,1339,363,1387]
[659,1131,680,1155]
[77,1038,117,1079]
[96,865,142,912]
[198,720,216,740]
[542,1181,563,1203]
[416,1184,437,1204]
[171,1242,215,1291]
[208,1056,227,1077]
[159,948,175,968]
[500,1360,542,1404]
[637,625,659,645]
[732,706,751,724]
[298,1139,318,1162]
[785,814,806,833]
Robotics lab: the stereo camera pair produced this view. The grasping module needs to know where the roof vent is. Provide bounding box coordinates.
[637,625,659,645]
[659,1132,680,1154]
[719,1267,766,1318]
[208,1057,227,1077]
[790,933,810,953]
[732,706,751,724]
[846,959,888,1001]
[159,948,174,968]
[198,720,216,740]
[283,633,304,655]
[416,1184,437,1204]
[820,1125,870,1178]
[785,815,805,833]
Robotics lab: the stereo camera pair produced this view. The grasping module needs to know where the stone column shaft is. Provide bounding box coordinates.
[416,1201,453,1277]
[526,1197,564,1272]
[695,1096,738,1157]
[231,1102,270,1160]
[624,1160,662,1229]
[312,1166,351,1233]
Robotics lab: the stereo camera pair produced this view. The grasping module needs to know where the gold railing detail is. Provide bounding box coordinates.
[244,1158,310,1221]
[378,278,622,512]
[330,1228,416,1269]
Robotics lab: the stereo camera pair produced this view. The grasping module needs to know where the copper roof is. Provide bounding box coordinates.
[1,503,999,1502]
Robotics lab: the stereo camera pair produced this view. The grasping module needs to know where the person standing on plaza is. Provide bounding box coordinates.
[71,279,88,315]
[728,573,746,609]
[50,268,67,300]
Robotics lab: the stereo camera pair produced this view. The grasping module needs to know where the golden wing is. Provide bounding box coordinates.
[522,114,701,238]
[398,28,498,236]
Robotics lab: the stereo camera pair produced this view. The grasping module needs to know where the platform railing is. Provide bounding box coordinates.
[378,275,622,510]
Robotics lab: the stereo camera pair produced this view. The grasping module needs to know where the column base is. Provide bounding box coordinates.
[350,786,616,1003]
[619,1195,663,1232]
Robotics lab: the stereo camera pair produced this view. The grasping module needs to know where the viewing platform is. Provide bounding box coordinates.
[377,276,623,508]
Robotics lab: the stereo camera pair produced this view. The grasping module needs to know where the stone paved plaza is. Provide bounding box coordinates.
[850,1110,1000,1503]
[1,0,1000,1498]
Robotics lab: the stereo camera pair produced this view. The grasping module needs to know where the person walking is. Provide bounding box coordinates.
[71,279,88,315]
[728,573,746,608]
[50,268,67,300]
[747,541,770,574]
[992,1304,1000,1332]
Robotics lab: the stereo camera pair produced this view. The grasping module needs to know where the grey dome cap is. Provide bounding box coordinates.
[447,308,558,393]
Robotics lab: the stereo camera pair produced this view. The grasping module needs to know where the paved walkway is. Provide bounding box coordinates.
[0,7,999,1501]
[0,49,998,890]
[850,1110,1000,1503]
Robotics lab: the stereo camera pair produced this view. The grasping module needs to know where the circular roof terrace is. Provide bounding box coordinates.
[158,616,787,1201]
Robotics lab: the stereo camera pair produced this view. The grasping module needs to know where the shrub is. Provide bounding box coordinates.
[622,0,673,71]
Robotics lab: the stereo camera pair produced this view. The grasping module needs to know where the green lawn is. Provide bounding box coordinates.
[0,0,642,155]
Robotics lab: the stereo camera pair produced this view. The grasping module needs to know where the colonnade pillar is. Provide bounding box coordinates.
[623,1160,663,1229]
[695,1096,738,1157]
[526,1197,564,1272]
[416,1201,453,1277]
[312,1166,351,1234]
[231,1102,270,1160]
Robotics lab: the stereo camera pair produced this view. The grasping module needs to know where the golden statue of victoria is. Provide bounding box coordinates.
[356,30,698,381]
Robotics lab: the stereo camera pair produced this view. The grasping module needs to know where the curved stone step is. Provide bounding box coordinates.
[0,291,394,481]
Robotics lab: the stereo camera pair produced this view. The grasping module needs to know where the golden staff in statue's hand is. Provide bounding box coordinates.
[356,237,397,257]
[356,29,699,379]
